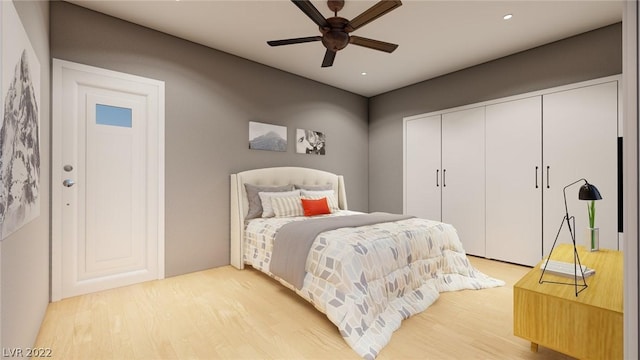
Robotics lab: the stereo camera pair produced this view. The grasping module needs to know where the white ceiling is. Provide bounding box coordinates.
[66,0,623,97]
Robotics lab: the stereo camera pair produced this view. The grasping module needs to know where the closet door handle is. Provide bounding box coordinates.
[546,166,550,189]
[535,166,539,189]
[436,169,440,187]
[443,169,447,187]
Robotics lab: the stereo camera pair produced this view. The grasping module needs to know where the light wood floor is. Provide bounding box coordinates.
[34,257,573,359]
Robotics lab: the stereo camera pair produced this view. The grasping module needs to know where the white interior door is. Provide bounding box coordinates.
[486,96,542,266]
[405,114,442,220]
[442,107,485,257]
[543,81,619,255]
[52,59,164,301]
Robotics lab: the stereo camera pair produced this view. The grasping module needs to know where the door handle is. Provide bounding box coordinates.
[535,166,539,189]
[63,179,75,188]
[436,169,439,187]
[546,166,550,189]
[443,169,446,187]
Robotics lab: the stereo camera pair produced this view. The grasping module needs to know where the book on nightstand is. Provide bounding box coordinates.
[541,259,596,278]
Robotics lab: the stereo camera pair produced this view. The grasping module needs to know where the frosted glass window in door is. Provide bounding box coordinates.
[96,104,132,128]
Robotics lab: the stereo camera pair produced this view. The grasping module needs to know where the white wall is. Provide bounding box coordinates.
[0,242,2,349]
[1,0,50,350]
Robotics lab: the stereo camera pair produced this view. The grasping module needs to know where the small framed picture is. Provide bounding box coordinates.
[296,128,326,155]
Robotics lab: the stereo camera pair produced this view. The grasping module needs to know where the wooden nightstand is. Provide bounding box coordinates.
[513,244,623,359]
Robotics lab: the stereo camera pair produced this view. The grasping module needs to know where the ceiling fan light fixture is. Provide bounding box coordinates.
[321,30,350,51]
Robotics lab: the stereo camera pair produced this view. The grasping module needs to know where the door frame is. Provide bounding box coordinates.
[51,59,165,301]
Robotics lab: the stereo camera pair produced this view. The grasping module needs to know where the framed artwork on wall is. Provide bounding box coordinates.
[249,121,287,152]
[0,0,41,240]
[296,128,326,155]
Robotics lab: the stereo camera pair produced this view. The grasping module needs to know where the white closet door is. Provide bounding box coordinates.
[405,115,442,220]
[442,107,485,257]
[486,97,542,266]
[543,81,618,255]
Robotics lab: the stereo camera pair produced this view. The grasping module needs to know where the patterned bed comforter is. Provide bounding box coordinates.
[244,211,504,359]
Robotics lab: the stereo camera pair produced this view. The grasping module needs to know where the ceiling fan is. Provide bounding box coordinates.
[267,0,402,68]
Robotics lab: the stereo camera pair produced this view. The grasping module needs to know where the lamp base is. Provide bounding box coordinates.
[539,213,589,297]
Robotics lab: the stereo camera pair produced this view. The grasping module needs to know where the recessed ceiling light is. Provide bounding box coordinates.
[361,72,367,76]
[503,14,513,20]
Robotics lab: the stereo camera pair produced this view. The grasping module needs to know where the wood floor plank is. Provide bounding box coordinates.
[34,257,573,359]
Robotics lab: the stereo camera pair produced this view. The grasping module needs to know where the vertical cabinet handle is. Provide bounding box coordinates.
[535,166,539,189]
[546,166,550,189]
[443,169,447,187]
[436,169,439,187]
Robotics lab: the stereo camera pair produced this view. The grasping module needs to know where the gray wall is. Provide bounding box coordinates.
[368,23,622,213]
[1,0,50,351]
[50,1,369,277]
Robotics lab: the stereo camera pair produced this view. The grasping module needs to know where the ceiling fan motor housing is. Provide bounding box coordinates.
[321,17,351,51]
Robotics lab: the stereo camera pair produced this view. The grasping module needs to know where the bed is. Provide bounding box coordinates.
[230,167,504,359]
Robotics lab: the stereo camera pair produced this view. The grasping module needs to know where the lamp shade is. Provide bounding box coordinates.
[579,182,602,201]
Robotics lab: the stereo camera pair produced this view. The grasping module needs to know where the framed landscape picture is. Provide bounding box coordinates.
[249,121,287,152]
[0,1,41,240]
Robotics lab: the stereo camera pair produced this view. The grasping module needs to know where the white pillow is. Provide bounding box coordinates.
[259,190,301,218]
[271,195,304,218]
[300,190,339,212]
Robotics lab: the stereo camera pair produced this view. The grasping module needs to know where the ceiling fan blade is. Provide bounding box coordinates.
[348,0,402,31]
[321,50,336,67]
[349,36,398,53]
[267,36,322,47]
[292,0,329,28]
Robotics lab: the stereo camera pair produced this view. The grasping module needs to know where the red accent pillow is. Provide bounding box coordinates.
[301,197,331,216]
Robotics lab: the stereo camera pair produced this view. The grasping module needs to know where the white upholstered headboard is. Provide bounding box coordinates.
[230,167,348,269]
